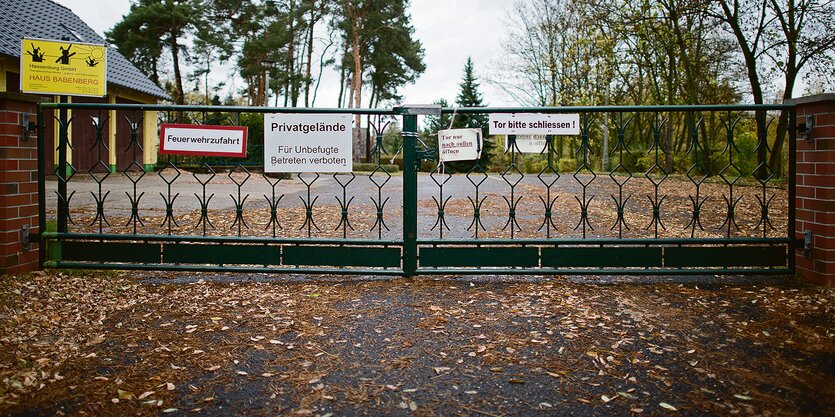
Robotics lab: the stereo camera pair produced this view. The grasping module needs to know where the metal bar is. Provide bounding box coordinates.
[43,262,786,276]
[416,238,791,245]
[46,262,404,276]
[402,111,418,277]
[41,103,400,114]
[37,105,46,268]
[43,232,402,246]
[788,106,797,273]
[57,96,68,233]
[415,268,791,276]
[439,105,795,113]
[40,103,795,113]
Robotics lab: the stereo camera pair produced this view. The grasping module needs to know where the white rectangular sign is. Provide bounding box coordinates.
[505,135,547,154]
[489,113,580,135]
[159,124,248,157]
[264,113,352,173]
[439,128,482,162]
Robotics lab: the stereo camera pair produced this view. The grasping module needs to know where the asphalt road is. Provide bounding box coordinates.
[46,170,787,241]
[47,171,602,240]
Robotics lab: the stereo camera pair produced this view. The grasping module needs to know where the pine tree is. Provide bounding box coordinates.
[419,98,449,164]
[336,0,425,161]
[423,98,451,135]
[107,0,199,105]
[448,57,492,172]
[455,57,487,128]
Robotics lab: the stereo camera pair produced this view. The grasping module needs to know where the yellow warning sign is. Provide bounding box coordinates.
[20,37,107,97]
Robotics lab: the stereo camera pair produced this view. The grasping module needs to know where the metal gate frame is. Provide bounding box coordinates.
[37,103,797,276]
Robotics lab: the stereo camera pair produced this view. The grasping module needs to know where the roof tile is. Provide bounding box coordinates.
[1,0,171,100]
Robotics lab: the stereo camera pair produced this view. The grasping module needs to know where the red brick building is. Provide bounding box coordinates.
[1,0,169,274]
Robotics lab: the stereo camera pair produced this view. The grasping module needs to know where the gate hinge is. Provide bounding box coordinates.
[800,230,812,257]
[21,112,36,141]
[21,225,39,252]
[799,115,814,142]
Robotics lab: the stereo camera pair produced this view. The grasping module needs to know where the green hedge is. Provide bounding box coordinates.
[353,163,400,172]
[358,157,435,172]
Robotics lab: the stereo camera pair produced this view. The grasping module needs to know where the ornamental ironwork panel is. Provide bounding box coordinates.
[37,103,795,276]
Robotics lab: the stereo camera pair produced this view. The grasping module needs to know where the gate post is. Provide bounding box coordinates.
[401,110,418,277]
[56,96,68,233]
[789,93,835,285]
[0,94,43,275]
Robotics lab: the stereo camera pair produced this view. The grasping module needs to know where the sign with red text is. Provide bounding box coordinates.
[159,124,248,157]
[21,37,107,97]
[489,113,579,135]
[439,128,482,162]
[264,113,352,173]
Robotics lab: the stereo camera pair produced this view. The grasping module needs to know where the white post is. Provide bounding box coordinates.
[602,84,610,171]
[264,70,270,107]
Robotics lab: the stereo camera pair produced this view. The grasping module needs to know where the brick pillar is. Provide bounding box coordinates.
[791,93,835,285]
[0,94,42,275]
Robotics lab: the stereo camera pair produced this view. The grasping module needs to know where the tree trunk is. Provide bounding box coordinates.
[151,62,160,86]
[170,34,184,105]
[337,41,348,107]
[204,70,209,105]
[767,0,800,179]
[258,71,264,107]
[768,72,797,178]
[311,36,332,107]
[247,76,254,106]
[664,50,675,173]
[602,85,609,171]
[352,30,362,110]
[304,6,317,107]
[352,23,363,162]
[717,0,768,176]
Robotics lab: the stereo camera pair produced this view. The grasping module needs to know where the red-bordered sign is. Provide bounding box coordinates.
[159,124,248,158]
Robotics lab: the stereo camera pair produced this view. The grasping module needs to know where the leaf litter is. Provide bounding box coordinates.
[0,269,832,416]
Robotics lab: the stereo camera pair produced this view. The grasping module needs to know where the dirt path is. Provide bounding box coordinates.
[1,271,833,416]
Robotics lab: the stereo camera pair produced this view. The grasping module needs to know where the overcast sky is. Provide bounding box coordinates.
[53,0,517,107]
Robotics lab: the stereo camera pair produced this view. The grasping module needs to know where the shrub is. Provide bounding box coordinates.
[353,163,399,173]
[521,154,548,174]
[558,158,577,173]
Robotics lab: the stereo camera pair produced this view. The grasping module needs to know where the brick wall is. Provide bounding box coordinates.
[0,94,41,275]
[792,93,835,285]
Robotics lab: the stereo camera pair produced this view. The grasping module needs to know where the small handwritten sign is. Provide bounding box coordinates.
[438,128,481,162]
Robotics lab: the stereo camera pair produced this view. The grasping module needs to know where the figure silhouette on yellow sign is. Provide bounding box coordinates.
[85,56,99,67]
[56,44,75,65]
[27,43,45,62]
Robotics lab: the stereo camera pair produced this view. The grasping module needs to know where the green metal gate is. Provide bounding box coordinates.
[37,103,796,276]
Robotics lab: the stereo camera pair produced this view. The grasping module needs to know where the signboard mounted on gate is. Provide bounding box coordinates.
[438,128,482,162]
[264,113,353,173]
[505,135,548,154]
[20,37,107,97]
[159,124,248,157]
[489,113,580,135]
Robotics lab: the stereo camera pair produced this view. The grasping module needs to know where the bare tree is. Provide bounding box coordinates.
[712,0,835,176]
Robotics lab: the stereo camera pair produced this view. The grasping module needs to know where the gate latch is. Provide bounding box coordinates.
[415,148,435,170]
[21,225,35,252]
[414,141,435,171]
[21,113,36,141]
[21,225,40,252]
[800,115,814,142]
